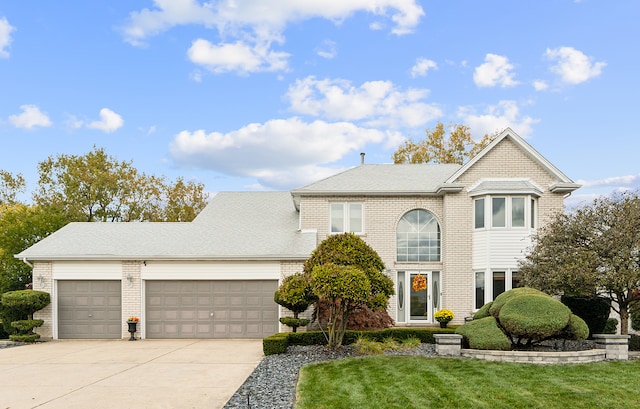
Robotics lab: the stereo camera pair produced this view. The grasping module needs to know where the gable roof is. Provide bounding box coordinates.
[446,128,581,193]
[292,163,461,194]
[17,192,316,261]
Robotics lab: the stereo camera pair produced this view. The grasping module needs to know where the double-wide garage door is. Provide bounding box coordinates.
[146,280,278,339]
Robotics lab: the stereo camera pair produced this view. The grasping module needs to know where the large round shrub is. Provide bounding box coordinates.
[473,301,492,320]
[498,294,571,341]
[488,287,546,317]
[455,317,511,350]
[560,314,590,341]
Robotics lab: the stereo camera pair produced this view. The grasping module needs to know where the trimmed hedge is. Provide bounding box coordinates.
[263,327,457,355]
[499,294,571,340]
[603,318,618,334]
[488,287,546,317]
[455,317,511,351]
[561,295,610,337]
[629,334,640,351]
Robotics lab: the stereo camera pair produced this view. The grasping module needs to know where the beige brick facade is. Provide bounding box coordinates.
[32,261,53,339]
[122,261,142,339]
[296,136,573,325]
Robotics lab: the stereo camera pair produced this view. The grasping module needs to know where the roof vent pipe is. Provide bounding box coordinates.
[360,152,365,165]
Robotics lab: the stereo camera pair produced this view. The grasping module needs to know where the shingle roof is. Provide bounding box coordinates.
[291,164,462,195]
[468,180,544,197]
[17,192,316,261]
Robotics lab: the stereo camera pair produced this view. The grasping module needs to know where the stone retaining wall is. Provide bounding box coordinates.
[460,349,606,364]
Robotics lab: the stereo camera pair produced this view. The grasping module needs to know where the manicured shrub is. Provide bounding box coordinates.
[499,294,571,342]
[0,290,50,342]
[279,317,311,329]
[629,334,640,351]
[561,295,610,337]
[455,317,511,350]
[263,333,289,355]
[603,318,618,334]
[488,287,546,317]
[473,301,492,320]
[559,314,590,341]
[274,272,316,333]
[631,301,640,332]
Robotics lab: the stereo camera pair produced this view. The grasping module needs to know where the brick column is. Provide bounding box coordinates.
[434,334,462,356]
[593,334,630,360]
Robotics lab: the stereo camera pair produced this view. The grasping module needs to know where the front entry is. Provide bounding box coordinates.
[396,271,440,324]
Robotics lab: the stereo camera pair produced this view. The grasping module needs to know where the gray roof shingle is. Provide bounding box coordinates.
[18,192,316,261]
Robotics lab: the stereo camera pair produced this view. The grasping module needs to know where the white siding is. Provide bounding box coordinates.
[473,230,534,270]
[52,261,122,279]
[141,261,281,280]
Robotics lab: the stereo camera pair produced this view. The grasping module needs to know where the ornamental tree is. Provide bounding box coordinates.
[0,290,50,342]
[274,272,317,332]
[303,233,394,349]
[519,191,640,335]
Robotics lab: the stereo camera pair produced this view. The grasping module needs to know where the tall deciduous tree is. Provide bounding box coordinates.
[0,170,26,205]
[303,233,394,348]
[0,203,68,292]
[34,147,209,222]
[392,122,495,165]
[519,191,640,335]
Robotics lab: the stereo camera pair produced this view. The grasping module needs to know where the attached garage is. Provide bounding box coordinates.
[58,280,122,339]
[145,280,278,338]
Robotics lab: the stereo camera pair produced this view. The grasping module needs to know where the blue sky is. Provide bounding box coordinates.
[0,1,638,207]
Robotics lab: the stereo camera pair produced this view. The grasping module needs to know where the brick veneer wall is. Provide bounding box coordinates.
[32,261,53,339]
[296,137,573,326]
[121,261,142,338]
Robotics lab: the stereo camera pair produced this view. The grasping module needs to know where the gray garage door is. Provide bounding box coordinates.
[146,280,278,339]
[58,280,122,339]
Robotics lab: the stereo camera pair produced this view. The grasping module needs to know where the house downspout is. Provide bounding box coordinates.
[22,257,33,268]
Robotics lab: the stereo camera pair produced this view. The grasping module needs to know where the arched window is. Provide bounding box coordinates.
[396,210,441,262]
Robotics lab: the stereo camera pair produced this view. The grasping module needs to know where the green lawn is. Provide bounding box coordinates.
[295,356,640,409]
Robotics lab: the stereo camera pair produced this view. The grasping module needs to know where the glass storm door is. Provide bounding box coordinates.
[397,271,441,323]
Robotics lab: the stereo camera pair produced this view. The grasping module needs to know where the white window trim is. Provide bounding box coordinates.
[329,202,364,234]
[473,268,521,310]
[474,195,537,231]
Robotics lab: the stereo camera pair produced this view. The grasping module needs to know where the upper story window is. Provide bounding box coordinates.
[330,203,363,234]
[474,196,536,230]
[397,209,440,262]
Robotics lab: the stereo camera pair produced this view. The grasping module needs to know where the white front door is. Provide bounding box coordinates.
[396,271,441,324]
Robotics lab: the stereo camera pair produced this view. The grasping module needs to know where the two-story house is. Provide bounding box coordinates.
[18,128,579,340]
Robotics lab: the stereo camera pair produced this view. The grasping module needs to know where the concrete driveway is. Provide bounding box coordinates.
[0,339,263,409]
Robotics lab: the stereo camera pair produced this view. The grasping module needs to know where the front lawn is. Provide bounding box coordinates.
[296,356,640,409]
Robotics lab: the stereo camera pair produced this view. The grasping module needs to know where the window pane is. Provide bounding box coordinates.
[475,272,485,309]
[512,197,525,227]
[492,198,506,227]
[474,199,485,229]
[512,271,521,289]
[330,203,344,233]
[396,210,440,262]
[493,271,506,299]
[530,198,536,228]
[349,203,363,233]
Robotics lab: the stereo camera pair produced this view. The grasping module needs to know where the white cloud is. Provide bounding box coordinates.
[532,80,548,91]
[545,46,606,84]
[0,17,15,58]
[122,1,424,74]
[316,39,337,59]
[187,38,289,74]
[8,105,52,129]
[411,58,437,78]
[169,117,398,188]
[473,54,519,88]
[123,0,424,44]
[457,100,539,139]
[576,175,640,189]
[87,108,124,133]
[286,76,442,129]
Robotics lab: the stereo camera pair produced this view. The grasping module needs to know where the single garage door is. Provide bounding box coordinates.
[146,280,278,339]
[58,280,122,339]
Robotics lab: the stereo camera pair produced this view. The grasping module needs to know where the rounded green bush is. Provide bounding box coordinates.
[488,287,546,318]
[560,314,589,341]
[455,317,511,350]
[473,301,493,320]
[499,294,571,341]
